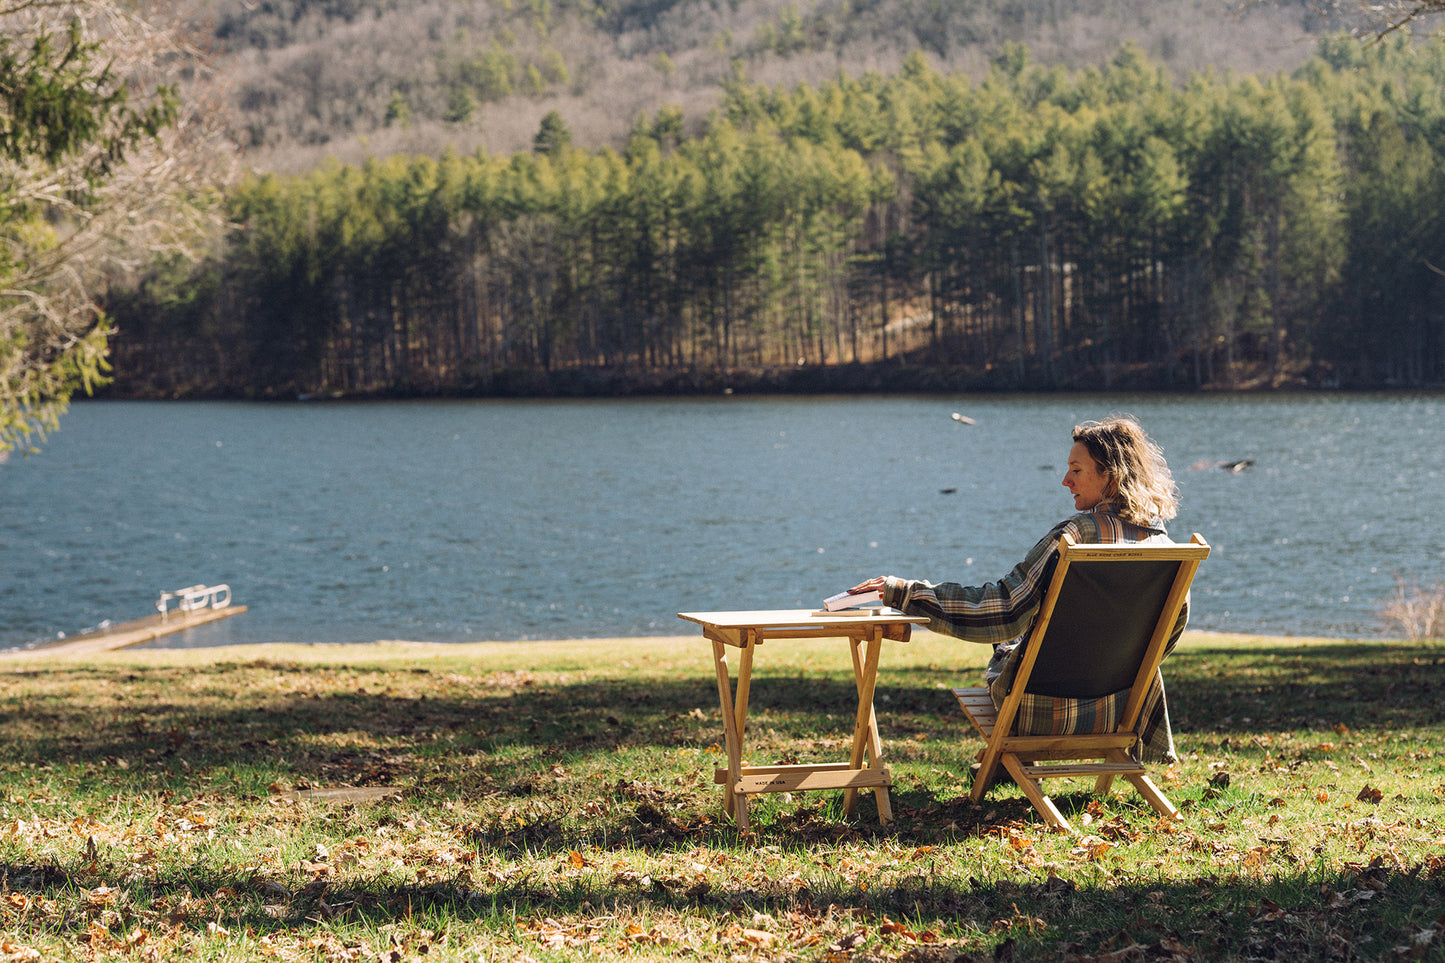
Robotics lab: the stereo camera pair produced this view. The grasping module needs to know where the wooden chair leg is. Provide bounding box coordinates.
[1125,772,1180,821]
[1002,755,1071,831]
[1102,749,1178,820]
[971,745,1006,803]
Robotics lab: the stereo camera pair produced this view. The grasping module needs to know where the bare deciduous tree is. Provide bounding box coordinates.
[1,0,232,454]
[1243,0,1445,37]
[1360,0,1445,35]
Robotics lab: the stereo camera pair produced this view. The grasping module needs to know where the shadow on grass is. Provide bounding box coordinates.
[3,847,1440,962]
[1167,642,1445,736]
[3,642,1439,781]
[0,643,1438,862]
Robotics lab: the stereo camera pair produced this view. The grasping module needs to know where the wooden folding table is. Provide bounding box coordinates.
[677,609,926,831]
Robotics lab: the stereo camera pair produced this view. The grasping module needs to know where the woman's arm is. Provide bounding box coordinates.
[855,517,1094,643]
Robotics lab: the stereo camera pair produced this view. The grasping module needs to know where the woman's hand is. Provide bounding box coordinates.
[848,576,888,595]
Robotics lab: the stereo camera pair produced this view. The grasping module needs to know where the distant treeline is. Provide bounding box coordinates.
[109,37,1445,397]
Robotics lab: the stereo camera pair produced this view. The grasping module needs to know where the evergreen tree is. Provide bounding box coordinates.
[534,110,572,156]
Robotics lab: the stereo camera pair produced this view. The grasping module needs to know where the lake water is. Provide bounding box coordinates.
[3,394,1441,650]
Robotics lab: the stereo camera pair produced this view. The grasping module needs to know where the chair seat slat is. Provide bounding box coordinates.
[952,687,998,735]
[1020,762,1145,779]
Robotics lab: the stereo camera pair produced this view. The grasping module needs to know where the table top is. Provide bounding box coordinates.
[678,608,928,630]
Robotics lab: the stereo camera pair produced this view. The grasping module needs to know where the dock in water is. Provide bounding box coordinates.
[9,584,246,657]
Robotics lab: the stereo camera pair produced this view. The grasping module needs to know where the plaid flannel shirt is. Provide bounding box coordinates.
[882,506,1187,764]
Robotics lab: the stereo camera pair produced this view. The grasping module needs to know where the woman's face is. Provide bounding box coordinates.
[1063,441,1110,511]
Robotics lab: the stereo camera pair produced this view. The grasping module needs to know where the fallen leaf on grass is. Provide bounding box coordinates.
[880,917,915,939]
[1076,938,1197,963]
[529,917,607,950]
[82,922,114,951]
[1242,846,1272,870]
[1247,898,1292,923]
[991,909,1047,934]
[1,941,41,962]
[1071,836,1113,861]
[84,886,117,908]
[827,929,867,953]
[626,923,673,946]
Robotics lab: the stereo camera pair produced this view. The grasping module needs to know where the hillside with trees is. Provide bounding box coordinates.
[107,35,1445,397]
[187,0,1355,173]
[6,0,1442,459]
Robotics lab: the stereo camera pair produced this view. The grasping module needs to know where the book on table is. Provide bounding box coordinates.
[821,589,884,612]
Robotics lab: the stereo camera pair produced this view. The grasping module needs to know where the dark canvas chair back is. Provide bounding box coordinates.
[1022,557,1182,699]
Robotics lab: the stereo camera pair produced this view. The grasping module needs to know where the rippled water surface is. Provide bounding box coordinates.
[3,394,1441,649]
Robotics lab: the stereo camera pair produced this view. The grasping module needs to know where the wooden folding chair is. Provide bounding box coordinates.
[952,533,1209,832]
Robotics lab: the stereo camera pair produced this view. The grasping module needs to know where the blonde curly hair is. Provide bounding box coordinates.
[1072,415,1179,524]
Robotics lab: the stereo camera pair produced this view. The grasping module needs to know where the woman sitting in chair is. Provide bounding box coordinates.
[848,414,1186,763]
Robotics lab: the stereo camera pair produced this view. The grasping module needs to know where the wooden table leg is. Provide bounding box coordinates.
[735,639,754,760]
[732,640,754,830]
[842,631,891,823]
[710,636,745,827]
[711,638,749,830]
[842,636,865,816]
[862,634,894,824]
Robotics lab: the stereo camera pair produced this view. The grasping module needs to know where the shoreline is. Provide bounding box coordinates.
[94,375,1445,402]
[0,628,1407,666]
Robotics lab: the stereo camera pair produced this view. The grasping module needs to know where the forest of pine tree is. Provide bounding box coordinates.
[106,36,1445,397]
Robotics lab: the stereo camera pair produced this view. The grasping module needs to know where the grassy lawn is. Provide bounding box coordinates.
[1,630,1441,961]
